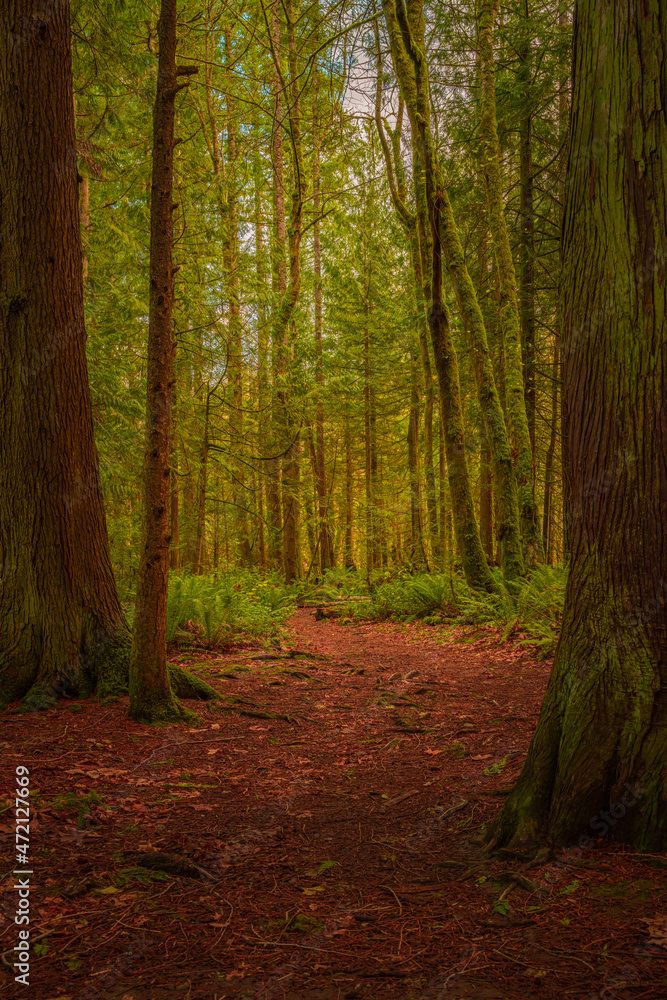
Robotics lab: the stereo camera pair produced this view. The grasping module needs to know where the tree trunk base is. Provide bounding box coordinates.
[4,640,220,720]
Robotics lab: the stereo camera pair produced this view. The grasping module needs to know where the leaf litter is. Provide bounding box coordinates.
[0,609,665,999]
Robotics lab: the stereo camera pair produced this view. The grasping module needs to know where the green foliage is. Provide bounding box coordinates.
[493,898,511,916]
[304,567,368,600]
[316,859,340,875]
[162,572,295,647]
[351,565,567,657]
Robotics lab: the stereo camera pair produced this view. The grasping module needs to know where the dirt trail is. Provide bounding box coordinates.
[1,612,664,999]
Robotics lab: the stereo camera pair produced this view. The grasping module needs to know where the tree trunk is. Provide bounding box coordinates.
[312,56,333,575]
[381,0,514,593]
[169,372,180,571]
[438,418,448,569]
[558,1,571,562]
[192,388,210,576]
[517,25,536,459]
[480,423,494,563]
[364,307,375,579]
[477,0,543,566]
[223,26,251,567]
[494,0,667,851]
[408,346,428,571]
[344,417,355,570]
[266,0,286,571]
[130,0,192,721]
[269,0,305,583]
[542,342,559,563]
[0,0,128,707]
[254,108,268,572]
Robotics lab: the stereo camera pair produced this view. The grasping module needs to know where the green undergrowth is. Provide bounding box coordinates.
[300,566,368,601]
[344,565,566,658]
[163,571,296,647]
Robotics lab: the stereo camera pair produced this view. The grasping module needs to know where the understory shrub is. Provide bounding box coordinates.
[351,564,567,658]
[164,571,295,647]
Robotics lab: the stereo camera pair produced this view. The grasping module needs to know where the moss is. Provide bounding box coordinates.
[167,664,221,701]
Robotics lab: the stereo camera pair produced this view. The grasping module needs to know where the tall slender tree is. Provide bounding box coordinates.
[477,0,543,565]
[129,0,196,722]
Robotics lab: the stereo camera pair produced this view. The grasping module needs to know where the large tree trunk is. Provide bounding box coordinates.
[130,0,194,722]
[0,0,128,706]
[494,0,667,851]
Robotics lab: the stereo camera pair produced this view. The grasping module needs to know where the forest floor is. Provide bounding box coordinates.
[1,609,666,999]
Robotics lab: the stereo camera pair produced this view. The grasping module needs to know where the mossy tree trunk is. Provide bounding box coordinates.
[344,416,355,570]
[312,54,333,575]
[266,0,287,572]
[382,0,510,593]
[254,109,269,571]
[169,371,180,571]
[494,0,667,851]
[477,0,543,566]
[517,22,536,460]
[0,0,128,707]
[130,0,195,723]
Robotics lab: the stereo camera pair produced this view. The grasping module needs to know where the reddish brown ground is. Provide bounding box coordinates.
[1,610,666,999]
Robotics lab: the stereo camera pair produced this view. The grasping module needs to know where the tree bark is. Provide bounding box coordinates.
[192,387,210,576]
[494,0,667,851]
[364,304,374,580]
[130,0,192,722]
[517,22,536,459]
[169,369,180,571]
[344,417,355,570]
[558,1,571,562]
[0,0,127,706]
[480,423,494,562]
[408,347,428,570]
[542,342,559,563]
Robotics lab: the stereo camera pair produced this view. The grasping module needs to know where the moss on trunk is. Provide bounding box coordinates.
[493,0,667,852]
